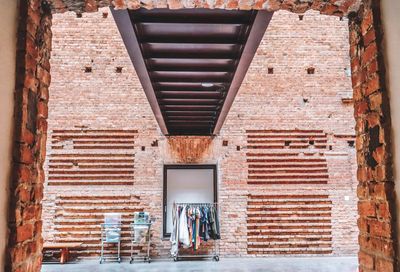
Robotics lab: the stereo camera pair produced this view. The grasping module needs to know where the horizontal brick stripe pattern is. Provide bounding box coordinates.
[246,130,329,185]
[47,129,137,186]
[247,194,333,255]
[50,194,144,257]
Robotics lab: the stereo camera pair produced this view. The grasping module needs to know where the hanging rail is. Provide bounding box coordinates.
[171,202,220,262]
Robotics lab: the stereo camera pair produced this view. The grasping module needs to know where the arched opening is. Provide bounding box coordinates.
[5,1,396,271]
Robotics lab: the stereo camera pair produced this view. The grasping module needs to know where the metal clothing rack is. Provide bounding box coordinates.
[172,202,220,262]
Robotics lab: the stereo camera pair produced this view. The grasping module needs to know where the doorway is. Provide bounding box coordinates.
[163,165,217,237]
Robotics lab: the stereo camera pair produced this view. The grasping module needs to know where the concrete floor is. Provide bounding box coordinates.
[41,256,358,272]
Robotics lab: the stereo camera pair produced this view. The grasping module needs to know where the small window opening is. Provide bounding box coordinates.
[307,67,315,74]
[141,146,146,151]
[76,13,82,18]
[309,140,315,146]
[298,15,304,21]
[329,145,333,151]
[116,67,123,73]
[303,98,309,103]
[348,140,355,147]
[284,141,291,147]
[102,12,108,18]
[84,66,92,73]
[236,146,241,151]
[344,67,351,77]
[268,67,274,74]
[340,17,344,21]
[151,140,158,147]
[223,140,228,146]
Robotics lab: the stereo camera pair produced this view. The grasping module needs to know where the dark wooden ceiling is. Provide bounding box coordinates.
[112,8,273,136]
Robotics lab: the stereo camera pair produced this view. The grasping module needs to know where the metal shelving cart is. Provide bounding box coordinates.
[172,203,220,262]
[130,212,152,264]
[99,213,122,264]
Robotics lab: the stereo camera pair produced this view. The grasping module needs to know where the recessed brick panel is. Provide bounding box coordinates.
[246,130,329,185]
[48,194,143,257]
[247,194,333,255]
[47,129,137,186]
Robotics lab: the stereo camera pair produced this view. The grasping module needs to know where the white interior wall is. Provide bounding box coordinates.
[0,0,18,269]
[381,0,400,264]
[166,168,215,233]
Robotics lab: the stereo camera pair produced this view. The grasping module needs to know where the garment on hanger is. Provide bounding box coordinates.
[209,206,220,240]
[178,205,190,247]
[170,204,179,256]
[170,203,220,255]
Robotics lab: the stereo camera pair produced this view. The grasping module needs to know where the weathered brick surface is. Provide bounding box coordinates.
[51,0,362,17]
[43,8,359,258]
[348,1,397,271]
[7,1,52,271]
[8,0,397,271]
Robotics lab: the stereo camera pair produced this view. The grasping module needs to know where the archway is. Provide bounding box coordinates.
[7,0,396,271]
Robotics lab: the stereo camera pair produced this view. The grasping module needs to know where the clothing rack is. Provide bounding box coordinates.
[172,202,220,262]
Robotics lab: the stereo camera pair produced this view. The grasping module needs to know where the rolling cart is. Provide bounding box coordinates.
[99,213,122,264]
[130,212,152,264]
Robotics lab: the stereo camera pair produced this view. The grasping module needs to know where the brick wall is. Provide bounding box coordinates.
[7,1,52,271]
[42,7,359,258]
[8,0,397,271]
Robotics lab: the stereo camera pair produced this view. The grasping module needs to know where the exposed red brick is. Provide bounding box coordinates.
[358,200,376,218]
[362,43,378,67]
[16,223,34,243]
[372,145,386,165]
[361,9,373,35]
[365,112,380,128]
[354,100,369,116]
[363,76,380,96]
[22,205,39,221]
[84,0,98,12]
[368,92,382,112]
[363,28,376,47]
[359,250,375,270]
[375,257,394,272]
[369,219,392,239]
[14,144,34,165]
[357,183,369,200]
[37,101,48,119]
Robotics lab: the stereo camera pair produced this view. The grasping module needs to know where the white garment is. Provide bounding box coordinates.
[170,205,179,256]
[178,206,190,247]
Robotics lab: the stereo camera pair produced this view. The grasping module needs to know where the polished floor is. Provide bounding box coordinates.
[41,256,358,272]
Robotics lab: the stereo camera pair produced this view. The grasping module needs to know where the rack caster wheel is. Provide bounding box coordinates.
[173,257,178,262]
[148,258,151,263]
[118,258,121,263]
[214,256,219,262]
[129,259,133,264]
[99,258,103,264]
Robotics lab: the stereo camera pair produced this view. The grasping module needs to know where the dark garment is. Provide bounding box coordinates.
[208,206,220,240]
[199,207,210,241]
[214,207,220,239]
